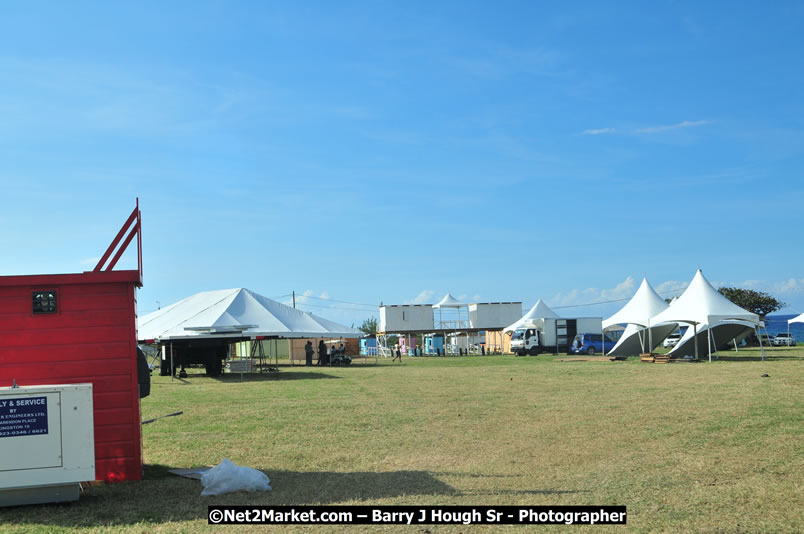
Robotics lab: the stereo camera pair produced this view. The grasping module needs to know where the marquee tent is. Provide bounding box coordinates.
[650,270,762,361]
[504,299,559,334]
[604,277,677,356]
[433,293,467,329]
[785,312,804,343]
[433,293,465,309]
[138,288,360,341]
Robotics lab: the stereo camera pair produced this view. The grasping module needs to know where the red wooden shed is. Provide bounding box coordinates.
[0,202,144,482]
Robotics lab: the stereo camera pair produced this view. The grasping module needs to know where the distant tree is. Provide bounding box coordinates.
[664,298,673,304]
[717,287,786,318]
[359,317,378,335]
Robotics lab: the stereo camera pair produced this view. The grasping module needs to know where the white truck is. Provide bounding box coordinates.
[510,317,603,356]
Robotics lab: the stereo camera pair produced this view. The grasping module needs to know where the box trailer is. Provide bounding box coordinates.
[510,317,603,355]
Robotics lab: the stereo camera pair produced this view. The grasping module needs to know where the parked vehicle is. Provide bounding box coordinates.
[510,317,603,355]
[570,333,616,355]
[663,333,683,348]
[743,333,775,346]
[511,327,543,355]
[772,333,797,346]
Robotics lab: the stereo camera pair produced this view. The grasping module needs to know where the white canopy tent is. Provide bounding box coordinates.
[432,293,468,329]
[650,270,762,362]
[504,299,560,334]
[787,313,804,343]
[433,293,464,309]
[138,288,361,341]
[604,277,677,356]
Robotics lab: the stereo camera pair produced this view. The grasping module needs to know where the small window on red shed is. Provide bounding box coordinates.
[33,290,58,314]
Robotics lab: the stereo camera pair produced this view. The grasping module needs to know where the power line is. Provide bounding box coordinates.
[294,302,377,312]
[551,287,687,309]
[296,294,378,307]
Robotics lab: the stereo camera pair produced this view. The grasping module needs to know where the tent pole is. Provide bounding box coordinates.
[707,327,712,363]
[170,341,174,383]
[711,327,719,360]
[694,324,699,361]
[756,326,766,361]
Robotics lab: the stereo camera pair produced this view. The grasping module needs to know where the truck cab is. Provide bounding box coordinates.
[511,327,541,356]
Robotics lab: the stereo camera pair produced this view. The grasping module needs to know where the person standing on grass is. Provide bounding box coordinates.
[305,340,314,366]
[318,340,327,365]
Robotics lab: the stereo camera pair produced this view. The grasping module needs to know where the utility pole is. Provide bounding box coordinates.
[292,291,296,308]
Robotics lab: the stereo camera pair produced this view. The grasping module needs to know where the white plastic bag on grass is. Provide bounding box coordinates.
[200,458,272,496]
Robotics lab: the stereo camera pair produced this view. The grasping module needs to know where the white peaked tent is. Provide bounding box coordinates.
[650,270,762,362]
[433,293,467,329]
[787,313,804,342]
[504,299,560,334]
[433,293,464,309]
[138,288,360,341]
[604,277,677,356]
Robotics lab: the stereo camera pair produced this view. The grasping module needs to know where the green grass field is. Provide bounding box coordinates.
[2,348,802,533]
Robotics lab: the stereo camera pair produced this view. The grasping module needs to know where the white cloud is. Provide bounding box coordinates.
[654,279,689,297]
[772,278,804,295]
[80,256,100,266]
[549,276,636,308]
[634,120,712,134]
[405,290,435,305]
[583,127,616,135]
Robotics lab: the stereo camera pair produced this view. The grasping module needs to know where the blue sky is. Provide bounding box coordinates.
[1,1,802,326]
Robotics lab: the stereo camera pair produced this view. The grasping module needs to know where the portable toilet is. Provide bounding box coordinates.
[360,337,377,356]
[425,334,444,355]
[0,202,146,484]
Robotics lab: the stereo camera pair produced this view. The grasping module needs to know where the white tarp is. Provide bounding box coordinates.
[669,320,755,358]
[608,322,678,357]
[789,313,804,325]
[433,293,465,309]
[138,288,360,341]
[503,299,559,333]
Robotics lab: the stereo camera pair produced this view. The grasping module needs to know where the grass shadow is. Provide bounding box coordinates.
[0,466,459,528]
[702,353,804,362]
[213,371,340,382]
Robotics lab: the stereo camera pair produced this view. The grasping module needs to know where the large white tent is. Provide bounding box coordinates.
[138,288,360,341]
[650,270,762,361]
[504,299,559,334]
[604,277,677,356]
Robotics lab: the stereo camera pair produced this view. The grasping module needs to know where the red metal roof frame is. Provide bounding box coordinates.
[93,198,143,286]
